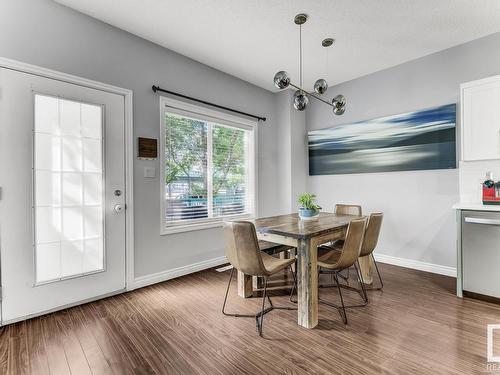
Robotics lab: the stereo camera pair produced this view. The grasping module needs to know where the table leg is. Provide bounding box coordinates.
[237,270,253,298]
[252,275,264,290]
[296,238,318,328]
[358,255,374,285]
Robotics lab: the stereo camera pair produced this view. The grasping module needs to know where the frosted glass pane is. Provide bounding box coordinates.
[62,207,83,240]
[36,243,61,283]
[84,239,104,273]
[83,173,102,205]
[36,207,61,243]
[35,96,105,283]
[35,95,59,134]
[84,206,103,238]
[61,241,83,277]
[36,171,61,206]
[60,99,81,136]
[62,137,83,171]
[62,173,83,206]
[83,139,102,172]
[81,104,102,139]
[35,133,60,171]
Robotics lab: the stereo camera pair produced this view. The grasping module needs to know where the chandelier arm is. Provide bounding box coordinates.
[289,82,333,107]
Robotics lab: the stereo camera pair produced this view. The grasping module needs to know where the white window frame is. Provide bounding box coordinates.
[159,96,258,235]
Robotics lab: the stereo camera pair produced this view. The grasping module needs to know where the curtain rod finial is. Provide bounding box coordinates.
[152,85,158,92]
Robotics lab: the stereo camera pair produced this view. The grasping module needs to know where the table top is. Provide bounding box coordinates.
[250,212,363,239]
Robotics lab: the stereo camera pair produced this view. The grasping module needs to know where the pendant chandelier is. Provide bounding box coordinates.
[273,13,347,115]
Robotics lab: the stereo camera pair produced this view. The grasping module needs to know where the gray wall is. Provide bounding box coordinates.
[307,32,500,269]
[273,90,307,212]
[0,0,287,278]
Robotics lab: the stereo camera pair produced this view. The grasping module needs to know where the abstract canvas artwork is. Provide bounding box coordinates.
[308,103,456,175]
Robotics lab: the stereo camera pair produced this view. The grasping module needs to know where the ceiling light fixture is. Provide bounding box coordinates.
[273,13,346,115]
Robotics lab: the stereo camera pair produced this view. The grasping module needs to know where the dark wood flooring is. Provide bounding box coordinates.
[1,263,500,374]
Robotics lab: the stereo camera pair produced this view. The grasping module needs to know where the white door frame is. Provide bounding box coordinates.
[0,57,135,291]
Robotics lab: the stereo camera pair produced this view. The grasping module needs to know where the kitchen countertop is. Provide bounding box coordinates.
[453,202,500,212]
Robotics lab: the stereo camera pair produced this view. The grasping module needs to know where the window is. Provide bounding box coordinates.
[160,97,256,233]
[34,94,104,283]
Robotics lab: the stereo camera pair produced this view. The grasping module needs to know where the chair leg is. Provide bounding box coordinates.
[353,261,368,304]
[318,270,348,324]
[222,267,235,316]
[222,268,296,336]
[222,268,261,318]
[256,277,268,336]
[372,253,384,290]
[334,273,348,324]
[288,265,298,302]
[337,267,350,285]
[361,254,384,291]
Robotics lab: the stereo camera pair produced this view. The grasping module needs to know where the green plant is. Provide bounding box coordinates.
[297,193,321,211]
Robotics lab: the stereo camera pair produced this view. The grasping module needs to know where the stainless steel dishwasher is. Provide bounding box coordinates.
[462,210,500,299]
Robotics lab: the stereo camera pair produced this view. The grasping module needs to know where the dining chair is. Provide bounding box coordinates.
[320,212,384,301]
[222,221,297,336]
[335,204,362,216]
[253,240,295,290]
[358,212,384,291]
[319,204,363,280]
[317,217,367,324]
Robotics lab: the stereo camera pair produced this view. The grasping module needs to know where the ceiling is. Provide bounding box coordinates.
[55,0,500,92]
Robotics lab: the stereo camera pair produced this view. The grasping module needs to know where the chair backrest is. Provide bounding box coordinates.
[223,221,267,276]
[335,204,362,216]
[335,218,367,270]
[360,213,383,257]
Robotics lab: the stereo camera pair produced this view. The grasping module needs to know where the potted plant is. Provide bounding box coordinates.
[298,193,321,220]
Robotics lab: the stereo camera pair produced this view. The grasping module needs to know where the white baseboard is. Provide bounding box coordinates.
[374,253,457,277]
[130,252,456,292]
[131,255,228,290]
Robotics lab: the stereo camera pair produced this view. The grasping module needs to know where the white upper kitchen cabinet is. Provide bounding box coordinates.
[461,74,500,161]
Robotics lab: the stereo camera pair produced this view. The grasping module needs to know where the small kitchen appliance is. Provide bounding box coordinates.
[482,172,500,205]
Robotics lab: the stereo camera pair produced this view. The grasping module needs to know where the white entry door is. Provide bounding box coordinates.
[0,67,127,323]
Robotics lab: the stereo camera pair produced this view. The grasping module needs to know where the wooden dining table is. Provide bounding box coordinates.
[237,212,372,329]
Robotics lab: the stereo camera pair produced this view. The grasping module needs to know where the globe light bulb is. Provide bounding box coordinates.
[273,71,291,89]
[314,79,328,95]
[332,94,346,115]
[293,90,309,111]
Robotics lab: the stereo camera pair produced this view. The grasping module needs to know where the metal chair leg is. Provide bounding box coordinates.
[353,261,368,304]
[361,254,384,291]
[372,253,384,290]
[256,277,268,336]
[289,265,297,303]
[334,273,348,324]
[318,271,349,324]
[222,268,256,318]
[222,268,296,336]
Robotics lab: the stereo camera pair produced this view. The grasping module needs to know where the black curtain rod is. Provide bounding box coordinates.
[152,85,266,122]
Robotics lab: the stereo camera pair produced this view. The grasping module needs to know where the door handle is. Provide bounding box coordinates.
[114,204,124,213]
[464,217,500,226]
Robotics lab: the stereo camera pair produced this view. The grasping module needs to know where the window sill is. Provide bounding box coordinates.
[161,214,253,235]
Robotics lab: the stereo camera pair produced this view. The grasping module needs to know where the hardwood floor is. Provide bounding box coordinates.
[1,263,500,374]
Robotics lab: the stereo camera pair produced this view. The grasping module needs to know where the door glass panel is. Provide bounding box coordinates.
[34,94,104,283]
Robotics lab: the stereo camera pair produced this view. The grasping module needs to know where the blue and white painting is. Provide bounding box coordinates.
[308,103,456,175]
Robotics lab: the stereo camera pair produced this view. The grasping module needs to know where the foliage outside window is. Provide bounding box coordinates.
[162,106,254,229]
